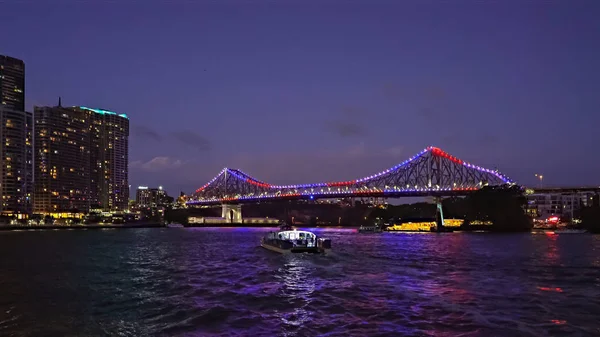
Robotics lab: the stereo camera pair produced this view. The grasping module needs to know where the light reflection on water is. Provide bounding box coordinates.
[0,228,599,336]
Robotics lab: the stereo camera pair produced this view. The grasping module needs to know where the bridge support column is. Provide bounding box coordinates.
[434,197,445,231]
[221,204,242,223]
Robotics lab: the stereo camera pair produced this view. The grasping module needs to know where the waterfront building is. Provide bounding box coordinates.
[0,107,32,216]
[79,106,129,211]
[0,55,25,111]
[33,105,91,215]
[33,104,129,216]
[525,190,599,221]
[136,186,168,207]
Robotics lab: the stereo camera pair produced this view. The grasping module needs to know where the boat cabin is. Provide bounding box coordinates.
[266,230,318,248]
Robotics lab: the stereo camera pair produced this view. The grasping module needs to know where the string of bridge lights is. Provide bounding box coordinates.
[187,186,483,205]
[193,146,514,201]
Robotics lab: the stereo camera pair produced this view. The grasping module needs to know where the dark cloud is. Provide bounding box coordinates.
[382,82,447,102]
[132,127,211,151]
[441,133,498,148]
[324,106,368,138]
[339,106,365,116]
[421,84,447,101]
[416,106,437,118]
[169,130,211,151]
[132,125,162,141]
[382,82,404,101]
[478,133,498,146]
[325,120,366,137]
[381,82,452,121]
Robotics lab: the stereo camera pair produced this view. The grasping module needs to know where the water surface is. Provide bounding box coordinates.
[0,228,599,336]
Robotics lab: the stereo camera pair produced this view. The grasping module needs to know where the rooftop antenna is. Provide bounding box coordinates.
[58,96,62,107]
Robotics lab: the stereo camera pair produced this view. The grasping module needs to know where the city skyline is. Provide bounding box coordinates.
[1,2,599,194]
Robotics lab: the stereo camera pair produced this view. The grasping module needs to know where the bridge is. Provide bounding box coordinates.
[187,146,514,207]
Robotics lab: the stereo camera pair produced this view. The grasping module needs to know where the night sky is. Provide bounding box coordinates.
[1,1,599,195]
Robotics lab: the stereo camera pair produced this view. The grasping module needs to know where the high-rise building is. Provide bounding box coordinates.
[33,105,91,214]
[0,55,25,111]
[0,107,32,216]
[33,104,129,215]
[79,107,129,211]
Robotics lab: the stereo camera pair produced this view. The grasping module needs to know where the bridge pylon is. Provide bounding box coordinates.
[221,204,242,223]
[433,197,445,231]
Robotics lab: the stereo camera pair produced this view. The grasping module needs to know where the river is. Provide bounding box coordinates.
[0,228,599,336]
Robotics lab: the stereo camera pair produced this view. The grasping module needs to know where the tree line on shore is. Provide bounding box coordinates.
[372,185,533,232]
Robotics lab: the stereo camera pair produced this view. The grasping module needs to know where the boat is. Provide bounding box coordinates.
[385,218,437,232]
[260,224,331,254]
[358,225,383,233]
[359,218,385,233]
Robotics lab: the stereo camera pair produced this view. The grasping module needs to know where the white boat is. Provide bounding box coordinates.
[260,224,331,254]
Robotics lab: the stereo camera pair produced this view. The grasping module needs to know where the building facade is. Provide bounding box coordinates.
[136,186,167,207]
[33,105,129,215]
[33,106,91,214]
[0,107,32,216]
[526,191,599,220]
[80,107,129,211]
[0,55,25,111]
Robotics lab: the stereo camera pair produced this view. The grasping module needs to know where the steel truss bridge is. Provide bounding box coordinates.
[187,146,515,206]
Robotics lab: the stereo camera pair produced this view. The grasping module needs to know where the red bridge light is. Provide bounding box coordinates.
[430,147,464,165]
[326,180,356,187]
[245,178,271,188]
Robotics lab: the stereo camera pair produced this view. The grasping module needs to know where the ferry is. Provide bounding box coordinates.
[260,224,331,254]
[384,217,456,233]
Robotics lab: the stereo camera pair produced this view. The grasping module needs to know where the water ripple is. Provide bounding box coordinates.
[0,228,599,336]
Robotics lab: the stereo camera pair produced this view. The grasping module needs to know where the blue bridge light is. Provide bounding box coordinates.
[187,146,515,205]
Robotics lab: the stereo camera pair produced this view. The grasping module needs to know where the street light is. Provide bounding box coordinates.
[534,174,543,188]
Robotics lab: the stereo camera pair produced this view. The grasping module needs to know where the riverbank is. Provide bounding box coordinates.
[0,223,164,231]
[185,222,276,228]
[184,222,365,228]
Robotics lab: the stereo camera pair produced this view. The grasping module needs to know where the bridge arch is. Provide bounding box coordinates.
[188,146,514,205]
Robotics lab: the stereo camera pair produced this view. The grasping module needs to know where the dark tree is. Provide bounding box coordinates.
[164,208,189,226]
[462,185,532,232]
[580,206,600,233]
